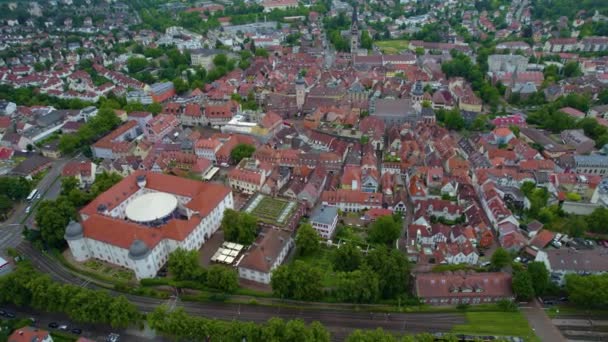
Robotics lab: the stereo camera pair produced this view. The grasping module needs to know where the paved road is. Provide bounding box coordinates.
[1,305,168,342]
[522,299,566,342]
[0,157,73,258]
[17,244,465,341]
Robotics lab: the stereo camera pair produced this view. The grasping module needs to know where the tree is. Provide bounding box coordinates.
[512,270,535,300]
[366,246,411,299]
[563,215,588,238]
[108,295,140,328]
[271,261,323,301]
[332,242,364,272]
[490,248,510,271]
[527,262,549,296]
[35,197,77,249]
[126,57,148,73]
[295,223,320,257]
[586,207,608,234]
[61,176,79,196]
[443,109,465,130]
[206,265,238,293]
[168,248,201,281]
[213,54,228,67]
[563,61,582,78]
[230,143,255,163]
[360,30,372,49]
[0,176,31,200]
[368,215,401,245]
[0,194,12,220]
[346,328,398,342]
[334,267,380,303]
[566,273,608,309]
[172,77,189,95]
[90,172,122,197]
[221,209,258,245]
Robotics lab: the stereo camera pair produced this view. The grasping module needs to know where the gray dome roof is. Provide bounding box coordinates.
[128,239,150,260]
[64,221,83,240]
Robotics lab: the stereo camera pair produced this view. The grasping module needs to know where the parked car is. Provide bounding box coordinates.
[25,206,31,214]
[48,322,59,329]
[106,333,120,342]
[58,325,69,331]
[0,309,6,316]
[5,311,15,318]
[71,328,82,335]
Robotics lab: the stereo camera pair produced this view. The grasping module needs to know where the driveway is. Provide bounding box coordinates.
[521,299,565,342]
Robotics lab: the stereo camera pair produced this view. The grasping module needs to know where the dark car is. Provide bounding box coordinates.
[71,328,82,335]
[48,322,59,329]
[0,309,5,316]
[5,311,15,318]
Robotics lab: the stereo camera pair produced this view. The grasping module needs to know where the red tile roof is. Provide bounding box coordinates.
[415,272,513,300]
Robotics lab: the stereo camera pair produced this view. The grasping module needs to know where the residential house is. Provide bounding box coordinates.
[536,249,608,285]
[321,189,383,212]
[238,228,294,284]
[62,161,97,188]
[414,272,514,305]
[8,327,53,342]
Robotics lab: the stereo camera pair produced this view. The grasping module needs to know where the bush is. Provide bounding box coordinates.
[497,299,518,312]
[456,303,470,311]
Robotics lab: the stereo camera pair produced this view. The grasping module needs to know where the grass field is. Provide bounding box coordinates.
[375,40,409,54]
[452,311,540,341]
[294,247,339,288]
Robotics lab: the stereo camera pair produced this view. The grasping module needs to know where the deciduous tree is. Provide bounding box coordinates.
[368,215,401,245]
[230,143,256,164]
[490,247,510,271]
[168,248,202,281]
[295,223,321,257]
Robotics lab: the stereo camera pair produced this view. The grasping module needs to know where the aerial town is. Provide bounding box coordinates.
[0,0,608,341]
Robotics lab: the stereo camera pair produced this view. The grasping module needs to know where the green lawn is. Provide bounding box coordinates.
[294,247,339,288]
[452,312,540,341]
[375,40,409,54]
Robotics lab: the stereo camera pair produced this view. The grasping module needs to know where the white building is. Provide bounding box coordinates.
[309,205,338,239]
[535,249,608,286]
[237,228,293,284]
[65,172,233,280]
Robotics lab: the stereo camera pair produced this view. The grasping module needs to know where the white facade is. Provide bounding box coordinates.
[68,190,233,280]
[237,237,293,284]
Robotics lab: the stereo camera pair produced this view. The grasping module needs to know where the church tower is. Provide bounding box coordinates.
[295,76,306,111]
[350,6,359,55]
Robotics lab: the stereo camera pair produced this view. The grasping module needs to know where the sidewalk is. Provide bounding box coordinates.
[521,299,566,342]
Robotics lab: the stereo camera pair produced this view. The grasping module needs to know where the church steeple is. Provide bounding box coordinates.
[350,6,359,55]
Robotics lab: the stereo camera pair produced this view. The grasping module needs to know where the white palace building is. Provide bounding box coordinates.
[65,171,233,279]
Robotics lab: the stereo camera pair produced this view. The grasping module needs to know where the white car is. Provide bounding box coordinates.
[25,206,31,214]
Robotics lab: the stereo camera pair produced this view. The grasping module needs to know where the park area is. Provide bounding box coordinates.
[243,194,297,227]
[375,40,409,54]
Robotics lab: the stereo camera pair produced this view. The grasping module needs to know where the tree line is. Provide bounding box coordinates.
[0,264,140,328]
[150,307,496,342]
[566,273,608,309]
[148,306,330,342]
[272,222,411,303]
